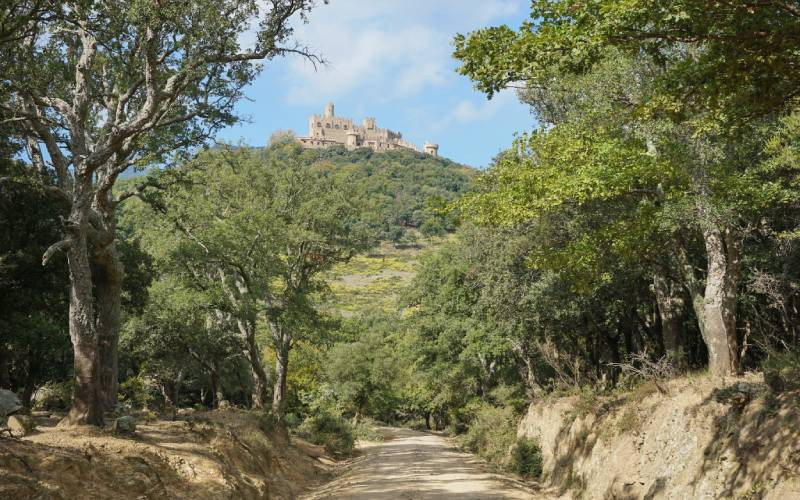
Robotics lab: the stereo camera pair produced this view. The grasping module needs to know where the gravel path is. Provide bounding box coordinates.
[301,427,540,499]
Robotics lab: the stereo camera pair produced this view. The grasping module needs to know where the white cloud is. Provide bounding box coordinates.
[420,90,521,136]
[281,0,523,104]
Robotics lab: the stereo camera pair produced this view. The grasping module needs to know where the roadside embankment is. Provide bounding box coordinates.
[518,374,800,499]
[0,409,332,499]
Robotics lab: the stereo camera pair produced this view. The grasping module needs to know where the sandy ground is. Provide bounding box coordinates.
[1,410,329,499]
[301,427,540,499]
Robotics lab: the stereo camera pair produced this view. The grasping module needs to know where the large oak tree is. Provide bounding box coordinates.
[1,0,321,425]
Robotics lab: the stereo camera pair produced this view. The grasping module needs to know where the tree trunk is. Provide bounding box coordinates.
[272,344,289,416]
[210,363,221,409]
[0,344,10,389]
[22,374,36,410]
[62,219,104,426]
[653,270,686,368]
[702,225,742,376]
[673,242,706,336]
[233,315,270,409]
[94,244,124,412]
[245,329,270,409]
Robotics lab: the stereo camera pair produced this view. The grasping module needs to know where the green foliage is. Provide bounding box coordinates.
[31,381,73,411]
[352,420,385,442]
[298,410,356,457]
[454,1,800,121]
[324,315,403,422]
[0,159,71,400]
[510,437,543,479]
[119,375,156,409]
[311,146,473,242]
[762,349,800,393]
[460,403,518,467]
[257,412,281,435]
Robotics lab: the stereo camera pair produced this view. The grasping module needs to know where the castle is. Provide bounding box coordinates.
[297,103,439,156]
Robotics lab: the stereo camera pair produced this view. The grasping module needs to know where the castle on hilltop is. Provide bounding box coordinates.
[297,103,439,156]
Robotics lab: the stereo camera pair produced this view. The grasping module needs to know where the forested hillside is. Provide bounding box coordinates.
[305,145,473,242]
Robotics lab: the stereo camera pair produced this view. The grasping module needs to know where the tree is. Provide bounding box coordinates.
[134,143,372,415]
[453,0,800,119]
[259,144,373,416]
[1,0,319,425]
[453,14,799,377]
[121,277,242,409]
[0,158,71,404]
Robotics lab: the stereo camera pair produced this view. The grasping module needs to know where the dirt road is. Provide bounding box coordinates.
[301,427,540,499]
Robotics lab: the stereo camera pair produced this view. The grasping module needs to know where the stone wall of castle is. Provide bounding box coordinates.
[297,103,439,156]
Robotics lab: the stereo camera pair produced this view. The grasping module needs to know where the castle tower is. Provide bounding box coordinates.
[325,102,334,118]
[362,117,375,130]
[346,130,359,150]
[424,142,439,156]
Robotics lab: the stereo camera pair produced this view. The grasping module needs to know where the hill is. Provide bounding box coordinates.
[307,145,475,243]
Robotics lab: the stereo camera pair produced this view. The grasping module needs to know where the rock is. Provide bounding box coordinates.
[31,410,51,418]
[113,415,137,435]
[218,400,232,410]
[0,389,22,417]
[32,384,69,411]
[7,415,36,437]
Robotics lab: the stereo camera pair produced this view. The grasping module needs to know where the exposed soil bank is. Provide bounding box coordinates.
[0,410,331,499]
[302,427,539,499]
[518,374,800,499]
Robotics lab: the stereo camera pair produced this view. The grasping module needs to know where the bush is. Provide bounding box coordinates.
[353,420,384,442]
[32,380,72,410]
[460,404,517,467]
[257,412,280,434]
[510,437,543,479]
[298,411,355,457]
[283,412,302,429]
[762,349,800,392]
[119,375,155,408]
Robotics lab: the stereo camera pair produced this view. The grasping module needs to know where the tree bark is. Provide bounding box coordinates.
[244,326,270,410]
[0,344,10,389]
[62,197,104,426]
[653,270,686,368]
[94,244,124,412]
[210,361,222,409]
[272,344,289,416]
[674,242,707,341]
[235,317,269,409]
[702,224,742,376]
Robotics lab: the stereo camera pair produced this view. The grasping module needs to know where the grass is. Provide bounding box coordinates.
[322,235,449,316]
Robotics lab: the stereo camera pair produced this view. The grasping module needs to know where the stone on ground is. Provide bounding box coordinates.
[7,415,36,437]
[0,389,22,417]
[113,415,137,435]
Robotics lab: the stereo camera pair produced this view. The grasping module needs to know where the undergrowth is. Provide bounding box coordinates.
[297,411,355,456]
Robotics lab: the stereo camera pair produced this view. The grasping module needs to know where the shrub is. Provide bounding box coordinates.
[298,411,355,457]
[283,412,302,429]
[119,375,155,408]
[353,420,384,442]
[257,412,280,434]
[510,437,543,479]
[762,349,800,392]
[32,380,72,410]
[460,404,517,467]
[616,406,642,435]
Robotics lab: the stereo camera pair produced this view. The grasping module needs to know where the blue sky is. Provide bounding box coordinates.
[217,0,535,168]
